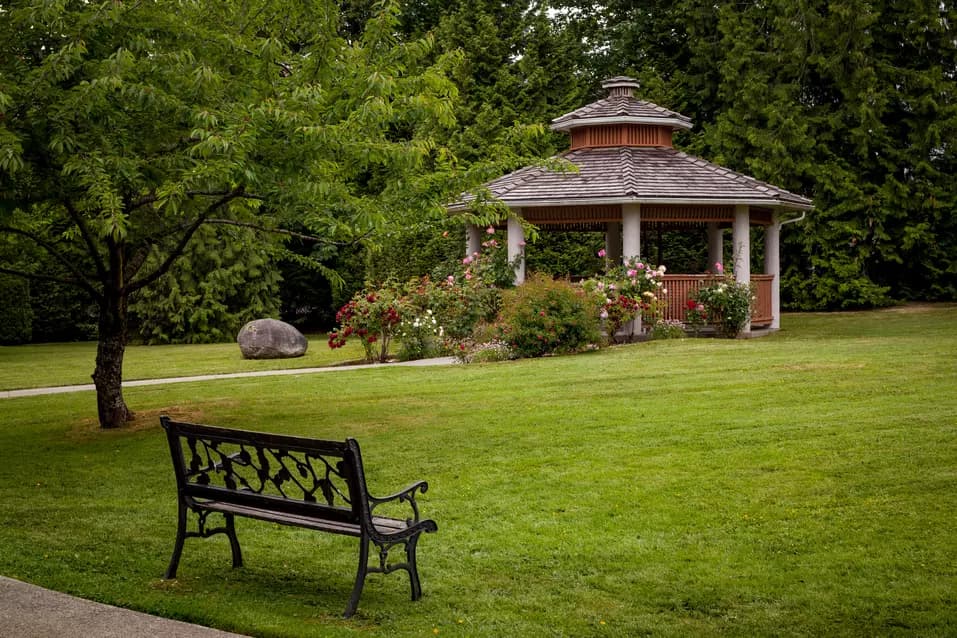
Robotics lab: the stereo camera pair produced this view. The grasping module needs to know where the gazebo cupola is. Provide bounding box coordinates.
[451,75,812,334]
[553,77,692,151]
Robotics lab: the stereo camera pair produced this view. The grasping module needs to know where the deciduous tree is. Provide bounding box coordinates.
[0,0,459,427]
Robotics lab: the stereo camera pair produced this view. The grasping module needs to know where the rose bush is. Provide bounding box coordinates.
[686,263,753,338]
[581,255,668,343]
[328,286,404,362]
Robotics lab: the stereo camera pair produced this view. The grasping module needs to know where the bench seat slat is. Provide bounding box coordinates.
[196,500,410,537]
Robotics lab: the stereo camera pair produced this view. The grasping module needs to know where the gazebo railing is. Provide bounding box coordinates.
[659,274,773,327]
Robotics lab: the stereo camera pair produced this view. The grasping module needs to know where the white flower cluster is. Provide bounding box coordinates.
[399,310,444,338]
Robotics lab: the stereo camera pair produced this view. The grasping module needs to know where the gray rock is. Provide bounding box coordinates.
[237,319,308,359]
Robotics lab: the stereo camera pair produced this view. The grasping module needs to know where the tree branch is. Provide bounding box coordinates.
[126,188,246,294]
[63,200,109,284]
[0,226,102,301]
[204,218,373,246]
[188,189,266,200]
[0,266,90,289]
[127,188,266,211]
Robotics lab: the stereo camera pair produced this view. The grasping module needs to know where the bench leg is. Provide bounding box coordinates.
[405,534,423,601]
[164,502,188,579]
[344,536,370,619]
[225,513,243,568]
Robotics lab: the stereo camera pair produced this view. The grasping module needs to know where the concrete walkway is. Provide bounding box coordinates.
[0,356,457,399]
[0,357,456,634]
[0,576,248,638]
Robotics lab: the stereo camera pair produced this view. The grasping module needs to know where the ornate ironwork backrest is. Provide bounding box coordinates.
[161,417,363,524]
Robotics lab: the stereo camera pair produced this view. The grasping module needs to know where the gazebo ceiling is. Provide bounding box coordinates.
[449,75,812,218]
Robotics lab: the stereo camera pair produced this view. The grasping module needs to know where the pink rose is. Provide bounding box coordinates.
[598,249,607,258]
[486,226,495,234]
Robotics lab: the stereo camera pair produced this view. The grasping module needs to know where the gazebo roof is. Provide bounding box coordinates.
[451,147,813,210]
[551,78,693,133]
[449,75,812,213]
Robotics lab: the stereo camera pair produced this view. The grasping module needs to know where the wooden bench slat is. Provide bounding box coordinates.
[197,500,409,537]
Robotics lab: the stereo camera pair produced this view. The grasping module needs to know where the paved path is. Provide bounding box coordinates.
[0,357,457,399]
[0,576,248,638]
[0,357,455,634]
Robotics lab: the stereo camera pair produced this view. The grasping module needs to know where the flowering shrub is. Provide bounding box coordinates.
[459,228,522,289]
[684,298,709,335]
[649,319,687,340]
[600,293,641,341]
[498,273,600,358]
[687,263,753,338]
[328,286,404,362]
[453,338,514,364]
[422,233,518,342]
[581,256,668,342]
[396,309,443,361]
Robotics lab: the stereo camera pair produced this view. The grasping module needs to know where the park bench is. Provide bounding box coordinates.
[159,416,438,618]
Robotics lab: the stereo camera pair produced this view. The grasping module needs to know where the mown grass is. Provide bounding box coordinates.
[0,305,955,637]
[0,336,365,391]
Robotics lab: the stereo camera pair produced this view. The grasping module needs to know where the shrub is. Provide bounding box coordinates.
[328,286,404,362]
[453,338,514,364]
[417,234,516,342]
[581,256,668,343]
[396,309,443,361]
[687,264,753,338]
[649,319,687,340]
[498,273,600,358]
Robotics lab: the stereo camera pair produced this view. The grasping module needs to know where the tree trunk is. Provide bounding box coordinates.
[92,290,132,428]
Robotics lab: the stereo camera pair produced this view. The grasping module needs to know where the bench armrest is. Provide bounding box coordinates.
[367,480,429,524]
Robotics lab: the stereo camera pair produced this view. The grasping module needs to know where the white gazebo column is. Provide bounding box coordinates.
[466,224,483,258]
[622,204,641,261]
[620,204,642,337]
[707,222,724,270]
[765,212,782,330]
[507,212,526,285]
[605,221,622,263]
[732,204,751,333]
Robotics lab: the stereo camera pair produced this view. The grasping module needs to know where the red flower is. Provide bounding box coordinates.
[686,299,697,310]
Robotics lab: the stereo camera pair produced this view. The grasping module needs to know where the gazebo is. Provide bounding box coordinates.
[450,76,812,333]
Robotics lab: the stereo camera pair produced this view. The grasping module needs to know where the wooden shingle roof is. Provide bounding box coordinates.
[449,75,812,213]
[551,96,693,132]
[450,147,812,210]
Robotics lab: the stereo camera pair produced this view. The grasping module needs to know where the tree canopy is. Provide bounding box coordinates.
[0,0,462,427]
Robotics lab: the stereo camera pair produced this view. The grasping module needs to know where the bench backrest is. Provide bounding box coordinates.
[161,416,367,526]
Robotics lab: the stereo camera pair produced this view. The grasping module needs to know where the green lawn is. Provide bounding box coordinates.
[1,305,955,636]
[0,336,366,391]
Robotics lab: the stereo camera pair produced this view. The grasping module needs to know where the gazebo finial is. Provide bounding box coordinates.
[601,76,641,98]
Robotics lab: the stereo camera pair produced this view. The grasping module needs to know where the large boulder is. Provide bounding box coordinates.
[237,319,308,359]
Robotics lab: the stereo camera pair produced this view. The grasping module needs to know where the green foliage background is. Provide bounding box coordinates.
[3,0,955,344]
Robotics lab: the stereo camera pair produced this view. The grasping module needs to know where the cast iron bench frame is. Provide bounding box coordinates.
[160,416,437,618]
